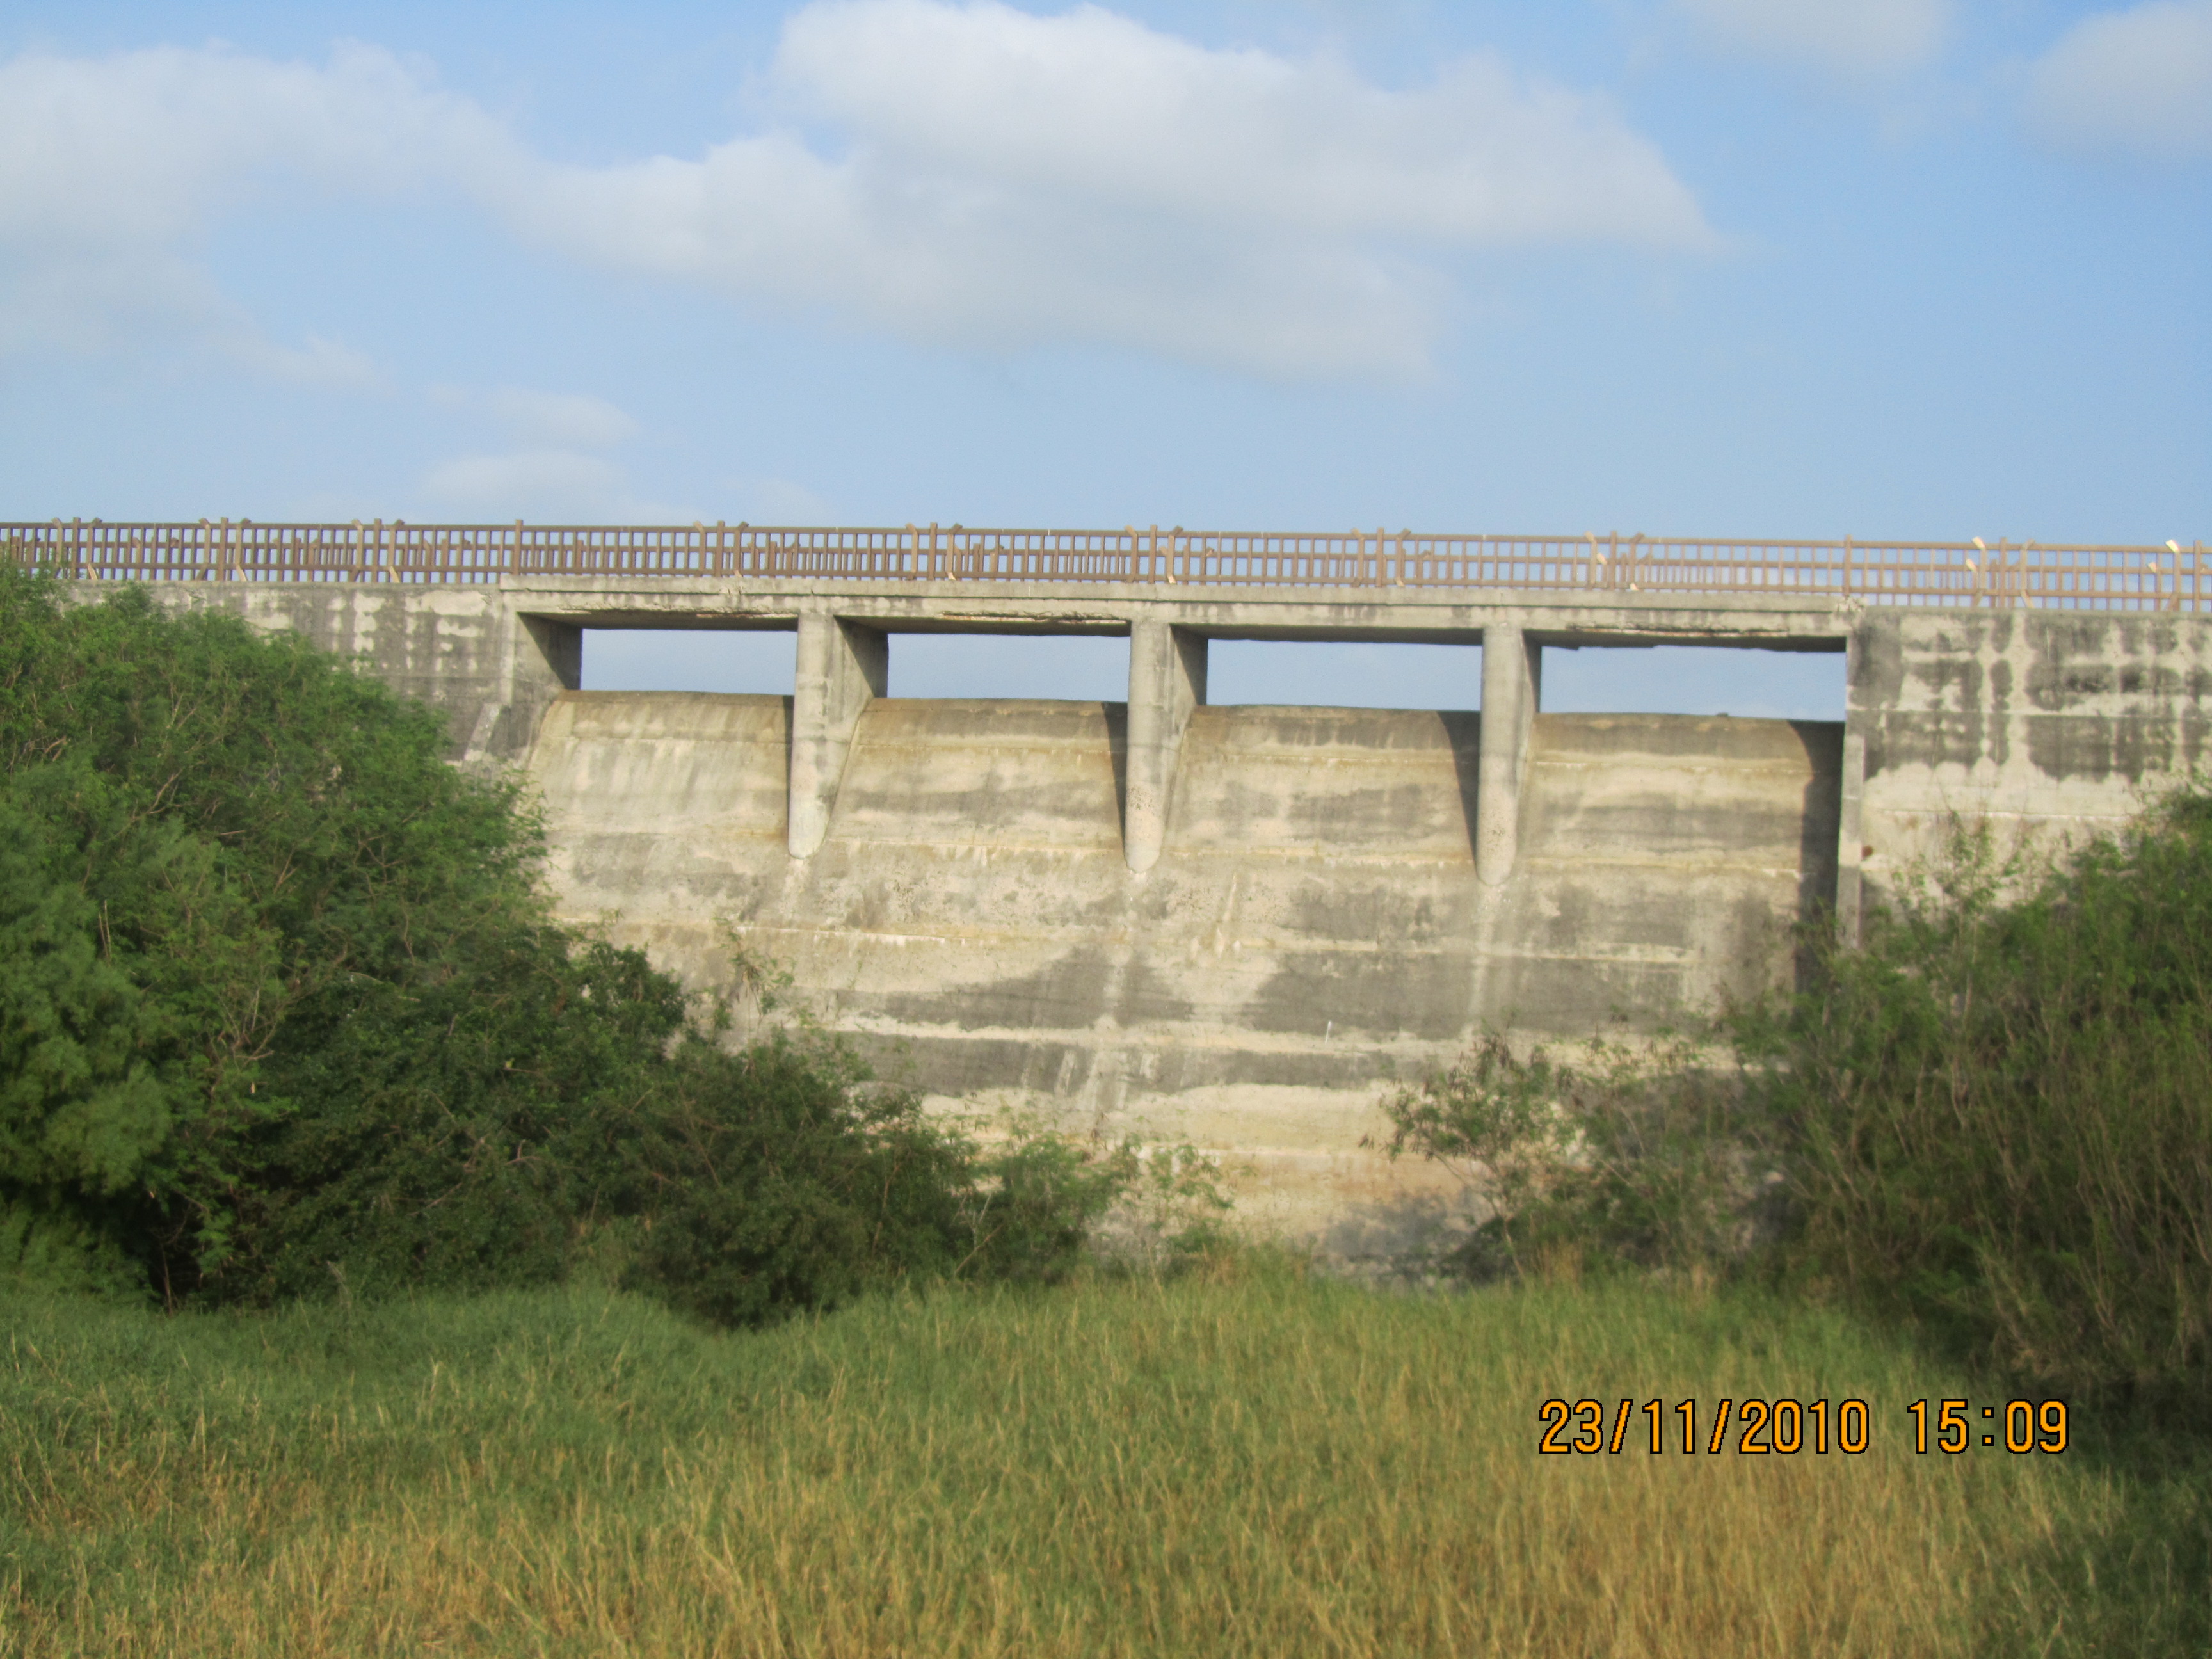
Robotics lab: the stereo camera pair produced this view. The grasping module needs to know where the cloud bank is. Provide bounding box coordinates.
[1673,0,1950,76]
[0,40,502,374]
[2024,0,2212,159]
[0,1,1713,381]
[420,385,669,520]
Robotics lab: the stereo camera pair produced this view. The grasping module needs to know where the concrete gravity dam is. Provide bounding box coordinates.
[22,518,2211,1260]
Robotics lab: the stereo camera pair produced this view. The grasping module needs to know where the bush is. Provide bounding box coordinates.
[0,570,573,1300]
[1742,799,2212,1402]
[0,570,1132,1320]
[1375,1029,1779,1282]
[1386,787,2212,1406]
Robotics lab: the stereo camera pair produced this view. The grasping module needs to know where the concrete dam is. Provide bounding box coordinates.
[31,518,2210,1256]
[530,693,1838,1240]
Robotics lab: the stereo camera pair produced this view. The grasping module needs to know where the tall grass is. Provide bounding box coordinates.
[1,1270,2180,1656]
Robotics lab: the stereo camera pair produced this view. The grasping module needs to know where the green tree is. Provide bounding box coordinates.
[0,568,1131,1318]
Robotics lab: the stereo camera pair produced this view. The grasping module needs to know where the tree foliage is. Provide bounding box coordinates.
[0,570,1125,1319]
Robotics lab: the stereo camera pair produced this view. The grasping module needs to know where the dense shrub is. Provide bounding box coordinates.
[0,569,1125,1319]
[1742,802,2212,1402]
[1386,789,2212,1404]
[1375,1030,1779,1282]
[618,1043,1130,1327]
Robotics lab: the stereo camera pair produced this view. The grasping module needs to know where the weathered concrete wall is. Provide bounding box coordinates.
[527,691,1840,1253]
[1850,609,2212,913]
[70,581,577,765]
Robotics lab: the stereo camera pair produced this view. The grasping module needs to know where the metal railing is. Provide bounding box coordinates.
[4,519,2204,610]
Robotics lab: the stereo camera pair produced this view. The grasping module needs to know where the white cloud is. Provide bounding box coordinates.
[422,449,671,520]
[422,387,650,520]
[2024,1,2212,158]
[234,333,384,388]
[0,5,1715,381]
[431,385,641,449]
[776,3,1700,246]
[1674,0,1950,76]
[0,40,504,378]
[513,0,1712,377]
[0,40,506,247]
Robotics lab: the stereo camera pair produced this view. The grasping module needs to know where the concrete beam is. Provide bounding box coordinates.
[498,573,1858,648]
[1125,619,1207,872]
[1477,623,1541,886]
[789,611,887,858]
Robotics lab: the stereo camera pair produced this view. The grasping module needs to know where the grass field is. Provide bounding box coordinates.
[3,1262,2205,1657]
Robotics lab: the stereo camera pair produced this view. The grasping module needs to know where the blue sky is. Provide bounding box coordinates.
[3,1,2205,712]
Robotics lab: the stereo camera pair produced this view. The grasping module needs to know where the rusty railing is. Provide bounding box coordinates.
[3,519,2203,610]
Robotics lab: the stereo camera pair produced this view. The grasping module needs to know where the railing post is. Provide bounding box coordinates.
[70,517,83,581]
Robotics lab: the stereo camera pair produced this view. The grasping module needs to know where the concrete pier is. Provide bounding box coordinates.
[1125,620,1208,872]
[790,611,888,858]
[1475,622,1539,886]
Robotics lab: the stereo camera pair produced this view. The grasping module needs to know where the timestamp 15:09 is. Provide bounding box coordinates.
[1538,1398,2069,1455]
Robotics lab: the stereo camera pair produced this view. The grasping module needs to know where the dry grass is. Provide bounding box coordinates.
[0,1263,2176,1656]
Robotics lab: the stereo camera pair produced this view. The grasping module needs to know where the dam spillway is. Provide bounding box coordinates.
[525,689,1839,1244]
[45,524,2212,1262]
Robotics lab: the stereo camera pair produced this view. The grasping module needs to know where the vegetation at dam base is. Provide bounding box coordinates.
[0,568,1131,1321]
[1379,785,2212,1411]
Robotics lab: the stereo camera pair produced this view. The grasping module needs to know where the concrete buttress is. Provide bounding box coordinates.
[1476,622,1540,885]
[789,611,887,857]
[1125,618,1208,872]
